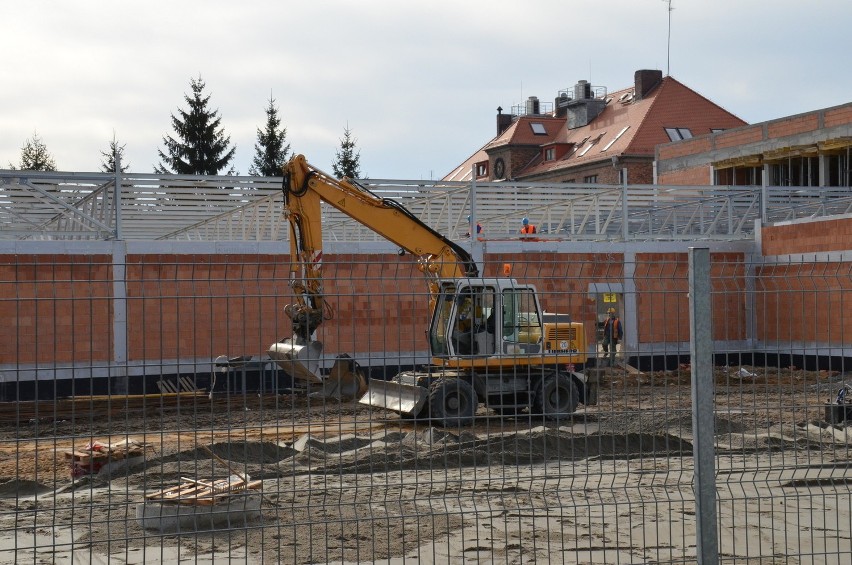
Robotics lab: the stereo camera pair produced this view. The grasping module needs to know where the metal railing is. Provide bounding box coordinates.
[2,168,851,242]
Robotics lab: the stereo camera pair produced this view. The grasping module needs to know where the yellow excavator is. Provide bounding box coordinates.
[267,155,597,427]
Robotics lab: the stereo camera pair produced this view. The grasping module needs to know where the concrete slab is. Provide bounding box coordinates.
[135,494,262,533]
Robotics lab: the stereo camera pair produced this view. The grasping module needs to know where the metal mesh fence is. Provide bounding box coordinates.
[1,250,850,563]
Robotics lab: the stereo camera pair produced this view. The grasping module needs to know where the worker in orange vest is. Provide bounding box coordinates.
[520,217,538,240]
[602,307,624,367]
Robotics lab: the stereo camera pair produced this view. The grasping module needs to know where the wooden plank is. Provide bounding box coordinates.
[200,445,250,483]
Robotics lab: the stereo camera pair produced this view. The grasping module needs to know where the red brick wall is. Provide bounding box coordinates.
[824,105,852,128]
[761,217,852,255]
[713,125,764,149]
[658,167,710,185]
[124,254,290,360]
[658,137,713,160]
[766,114,819,139]
[0,255,113,364]
[756,262,852,344]
[0,249,827,368]
[634,253,747,343]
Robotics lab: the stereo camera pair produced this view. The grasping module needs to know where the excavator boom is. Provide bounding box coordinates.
[268,155,478,399]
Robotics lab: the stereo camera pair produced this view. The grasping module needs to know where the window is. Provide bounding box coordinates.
[502,288,541,353]
[827,153,849,187]
[665,127,693,141]
[578,132,605,156]
[601,125,630,152]
[711,128,726,134]
[714,167,763,186]
[530,122,547,135]
[544,148,555,161]
[767,156,819,187]
[583,175,598,184]
[475,161,488,178]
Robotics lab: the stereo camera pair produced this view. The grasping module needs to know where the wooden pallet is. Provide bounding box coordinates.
[145,476,263,506]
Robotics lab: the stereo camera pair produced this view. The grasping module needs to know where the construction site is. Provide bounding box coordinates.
[1,158,851,563]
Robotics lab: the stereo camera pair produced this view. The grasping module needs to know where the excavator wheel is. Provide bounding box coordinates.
[533,373,579,421]
[429,378,477,428]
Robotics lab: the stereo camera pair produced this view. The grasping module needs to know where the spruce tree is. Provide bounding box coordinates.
[249,95,290,176]
[155,76,236,175]
[332,125,362,179]
[10,132,57,171]
[100,132,130,173]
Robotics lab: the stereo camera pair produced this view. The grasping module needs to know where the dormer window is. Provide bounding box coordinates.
[475,161,489,178]
[544,147,556,161]
[530,122,547,135]
[665,127,693,141]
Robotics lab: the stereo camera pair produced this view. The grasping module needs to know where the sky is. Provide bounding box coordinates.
[2,0,851,180]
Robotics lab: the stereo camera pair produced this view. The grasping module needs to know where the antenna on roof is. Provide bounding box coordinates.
[663,0,674,76]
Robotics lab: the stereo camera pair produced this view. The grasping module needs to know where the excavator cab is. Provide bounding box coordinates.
[428,279,545,359]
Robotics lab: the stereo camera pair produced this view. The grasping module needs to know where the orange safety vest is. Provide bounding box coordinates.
[603,317,622,340]
[520,225,537,234]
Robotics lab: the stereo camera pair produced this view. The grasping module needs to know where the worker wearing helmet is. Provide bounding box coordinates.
[602,307,623,367]
[520,217,538,240]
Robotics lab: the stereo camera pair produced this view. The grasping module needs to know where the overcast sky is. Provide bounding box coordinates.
[3,1,851,179]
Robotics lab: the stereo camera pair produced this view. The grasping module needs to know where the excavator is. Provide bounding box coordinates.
[267,155,598,427]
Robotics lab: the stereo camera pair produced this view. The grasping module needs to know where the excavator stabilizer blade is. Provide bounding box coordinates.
[359,379,428,416]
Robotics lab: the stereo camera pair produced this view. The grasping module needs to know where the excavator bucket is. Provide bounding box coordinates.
[268,338,324,385]
[359,379,428,417]
[268,340,366,401]
[316,355,368,401]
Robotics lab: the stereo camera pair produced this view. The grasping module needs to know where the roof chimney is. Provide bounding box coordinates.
[525,96,540,115]
[634,69,663,101]
[496,106,513,136]
[574,80,592,100]
[565,80,606,129]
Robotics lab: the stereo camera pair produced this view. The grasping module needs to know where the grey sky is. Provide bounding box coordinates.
[3,0,850,179]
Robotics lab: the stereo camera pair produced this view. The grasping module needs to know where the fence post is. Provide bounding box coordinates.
[114,149,123,240]
[689,246,718,563]
[621,168,629,241]
[469,165,483,272]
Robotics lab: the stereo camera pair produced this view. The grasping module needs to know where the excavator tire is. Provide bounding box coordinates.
[429,378,477,428]
[533,373,579,420]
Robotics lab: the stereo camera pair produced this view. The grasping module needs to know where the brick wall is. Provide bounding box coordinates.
[657,167,710,185]
[766,114,819,139]
[713,125,764,149]
[761,216,852,255]
[0,255,113,364]
[0,248,834,369]
[756,262,851,344]
[634,253,747,344]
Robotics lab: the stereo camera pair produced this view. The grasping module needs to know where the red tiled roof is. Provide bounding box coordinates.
[444,75,747,181]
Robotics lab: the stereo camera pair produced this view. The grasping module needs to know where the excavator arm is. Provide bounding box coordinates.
[281,154,478,339]
[269,154,478,399]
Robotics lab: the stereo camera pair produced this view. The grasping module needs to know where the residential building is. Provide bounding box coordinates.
[444,69,746,185]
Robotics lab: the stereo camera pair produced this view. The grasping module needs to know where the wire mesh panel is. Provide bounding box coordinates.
[0,249,850,563]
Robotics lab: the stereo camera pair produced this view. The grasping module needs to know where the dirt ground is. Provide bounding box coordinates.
[0,365,850,564]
